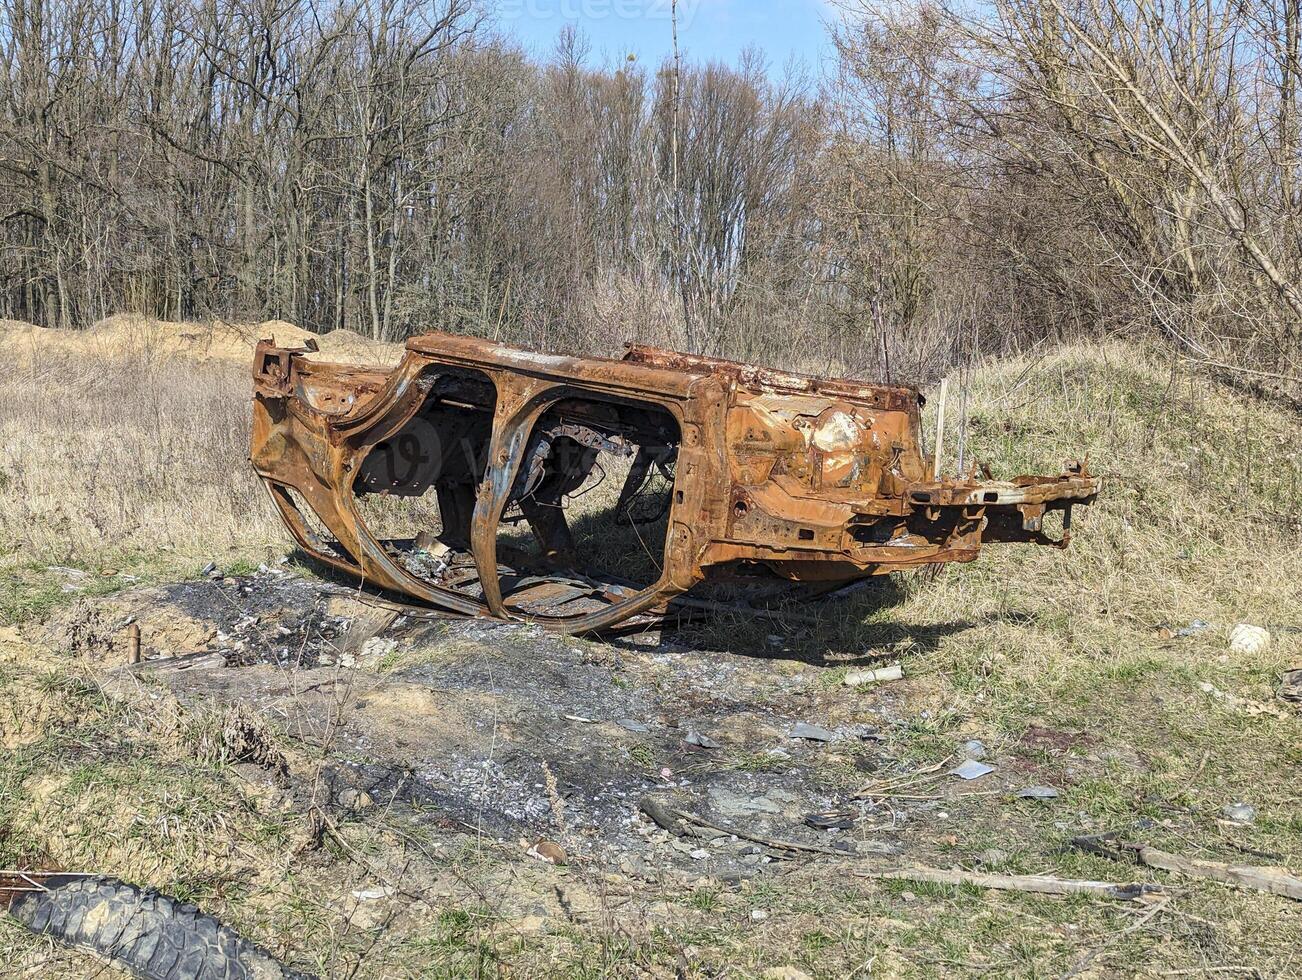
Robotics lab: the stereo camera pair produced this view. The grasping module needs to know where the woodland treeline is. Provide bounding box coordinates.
[1,0,1299,381]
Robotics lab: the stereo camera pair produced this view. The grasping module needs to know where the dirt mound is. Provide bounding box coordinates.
[314,327,402,365]
[0,318,85,356]
[0,313,402,367]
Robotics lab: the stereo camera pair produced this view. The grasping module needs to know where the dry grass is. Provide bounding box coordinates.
[1,333,1300,977]
[0,350,286,622]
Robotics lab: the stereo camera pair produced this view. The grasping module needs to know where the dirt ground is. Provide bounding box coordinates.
[2,334,1301,978]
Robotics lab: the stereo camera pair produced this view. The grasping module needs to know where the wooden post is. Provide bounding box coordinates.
[933,378,949,480]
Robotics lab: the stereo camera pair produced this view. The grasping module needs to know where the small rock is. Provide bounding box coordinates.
[1228,624,1271,655]
[1016,785,1060,800]
[950,759,994,780]
[750,909,769,921]
[689,848,710,860]
[685,731,722,749]
[618,854,649,877]
[789,722,837,742]
[900,891,917,903]
[338,788,375,810]
[527,840,567,865]
[961,739,988,760]
[616,719,650,733]
[1221,802,1256,825]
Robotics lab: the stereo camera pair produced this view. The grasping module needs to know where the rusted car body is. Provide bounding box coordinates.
[251,332,1099,633]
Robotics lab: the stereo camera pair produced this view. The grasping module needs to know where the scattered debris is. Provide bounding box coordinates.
[126,623,142,665]
[640,797,846,856]
[1228,623,1271,655]
[339,608,399,660]
[804,810,857,831]
[844,663,903,686]
[789,722,837,742]
[1177,619,1211,637]
[1220,803,1256,825]
[201,560,218,577]
[961,739,988,760]
[1016,785,1060,800]
[852,866,1165,900]
[1277,669,1302,706]
[951,759,995,780]
[1073,834,1302,901]
[616,719,650,733]
[360,636,398,660]
[1198,681,1291,720]
[526,841,567,865]
[350,887,395,901]
[685,731,722,749]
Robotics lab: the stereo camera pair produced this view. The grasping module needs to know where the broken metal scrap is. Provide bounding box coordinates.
[250,332,1100,634]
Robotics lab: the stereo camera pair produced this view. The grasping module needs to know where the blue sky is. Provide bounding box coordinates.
[490,0,836,74]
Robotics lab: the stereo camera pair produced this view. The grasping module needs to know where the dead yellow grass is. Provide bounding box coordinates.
[0,313,402,367]
[0,352,280,574]
[0,316,400,588]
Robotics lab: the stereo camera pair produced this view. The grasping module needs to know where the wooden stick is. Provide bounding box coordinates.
[1073,835,1302,901]
[853,866,1164,900]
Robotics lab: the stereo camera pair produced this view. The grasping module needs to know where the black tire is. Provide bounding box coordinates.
[9,875,315,980]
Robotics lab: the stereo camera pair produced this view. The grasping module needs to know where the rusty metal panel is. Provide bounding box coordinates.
[250,332,1100,634]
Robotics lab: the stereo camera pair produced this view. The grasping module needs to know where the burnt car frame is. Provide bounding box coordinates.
[251,331,1099,634]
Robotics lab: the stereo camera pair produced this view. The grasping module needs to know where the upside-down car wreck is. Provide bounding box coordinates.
[251,333,1099,634]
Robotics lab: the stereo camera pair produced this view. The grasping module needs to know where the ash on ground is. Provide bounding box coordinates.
[45,566,941,877]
